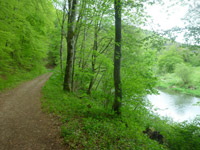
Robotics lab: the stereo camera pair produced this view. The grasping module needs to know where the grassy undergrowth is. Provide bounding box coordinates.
[0,67,48,91]
[42,70,167,150]
[42,70,200,150]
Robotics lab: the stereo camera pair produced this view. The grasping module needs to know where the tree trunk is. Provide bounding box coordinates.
[112,0,122,115]
[71,1,84,92]
[71,49,76,91]
[87,25,98,95]
[60,34,64,72]
[95,73,104,91]
[79,22,87,69]
[71,32,80,91]
[63,0,78,92]
[60,0,67,73]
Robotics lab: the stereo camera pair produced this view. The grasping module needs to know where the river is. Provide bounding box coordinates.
[147,90,200,122]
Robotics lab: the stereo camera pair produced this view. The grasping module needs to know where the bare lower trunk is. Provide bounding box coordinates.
[71,51,75,91]
[64,33,74,91]
[113,0,122,115]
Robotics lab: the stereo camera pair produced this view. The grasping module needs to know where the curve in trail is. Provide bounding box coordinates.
[0,73,66,150]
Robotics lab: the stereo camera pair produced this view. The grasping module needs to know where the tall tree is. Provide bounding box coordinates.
[59,0,67,73]
[63,0,78,91]
[71,0,88,91]
[113,0,122,114]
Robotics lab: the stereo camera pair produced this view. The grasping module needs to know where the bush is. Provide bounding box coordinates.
[166,121,200,150]
[175,63,193,85]
[158,46,183,73]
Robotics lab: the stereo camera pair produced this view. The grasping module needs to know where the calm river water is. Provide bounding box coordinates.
[147,90,200,122]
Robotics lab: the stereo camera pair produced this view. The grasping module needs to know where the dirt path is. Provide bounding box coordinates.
[0,73,66,150]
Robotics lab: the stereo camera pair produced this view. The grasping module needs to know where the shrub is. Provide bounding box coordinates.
[158,46,183,73]
[175,63,193,85]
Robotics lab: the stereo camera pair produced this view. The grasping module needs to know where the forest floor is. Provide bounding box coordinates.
[0,73,66,150]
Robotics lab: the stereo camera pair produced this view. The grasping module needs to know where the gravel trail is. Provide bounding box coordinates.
[0,73,66,150]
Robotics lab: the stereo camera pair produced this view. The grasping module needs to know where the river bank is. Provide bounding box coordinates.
[157,73,200,97]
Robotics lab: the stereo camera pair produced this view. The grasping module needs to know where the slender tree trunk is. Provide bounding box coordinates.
[77,21,88,87]
[71,32,80,91]
[71,4,83,91]
[113,0,122,115]
[71,49,76,91]
[87,25,98,95]
[95,73,104,91]
[79,22,87,69]
[63,0,78,92]
[60,0,67,73]
[60,35,64,72]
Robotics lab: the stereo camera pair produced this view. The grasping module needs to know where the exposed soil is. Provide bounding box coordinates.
[0,73,66,150]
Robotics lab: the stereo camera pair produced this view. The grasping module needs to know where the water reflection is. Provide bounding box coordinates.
[147,90,200,122]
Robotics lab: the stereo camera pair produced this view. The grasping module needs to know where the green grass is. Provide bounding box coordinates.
[157,71,200,97]
[0,67,48,91]
[42,69,167,150]
[42,69,200,150]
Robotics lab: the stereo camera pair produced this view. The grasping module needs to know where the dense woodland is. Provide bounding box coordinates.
[1,0,200,149]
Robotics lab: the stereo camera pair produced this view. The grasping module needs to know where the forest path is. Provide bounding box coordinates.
[0,73,66,150]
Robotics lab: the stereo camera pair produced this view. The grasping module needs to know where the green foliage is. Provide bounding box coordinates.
[157,67,200,97]
[166,120,200,150]
[0,0,61,92]
[175,63,193,85]
[2,1,199,149]
[121,26,158,108]
[156,43,200,97]
[43,69,200,150]
[158,45,183,73]
[0,0,57,76]
[42,70,166,149]
[189,53,200,66]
